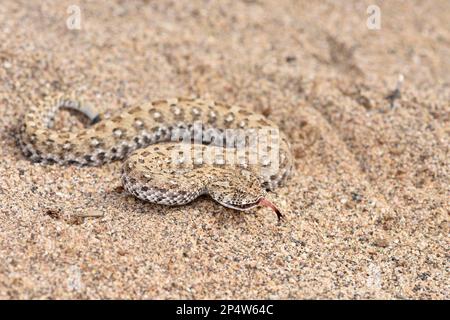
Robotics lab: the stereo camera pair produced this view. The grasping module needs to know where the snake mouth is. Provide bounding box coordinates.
[217,197,283,221]
[217,199,260,211]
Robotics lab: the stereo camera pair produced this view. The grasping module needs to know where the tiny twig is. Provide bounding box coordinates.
[385,74,404,109]
[75,211,104,218]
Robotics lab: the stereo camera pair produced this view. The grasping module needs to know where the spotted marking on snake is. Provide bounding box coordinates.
[18,95,293,220]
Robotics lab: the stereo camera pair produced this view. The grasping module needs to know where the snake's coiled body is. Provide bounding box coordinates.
[19,95,293,216]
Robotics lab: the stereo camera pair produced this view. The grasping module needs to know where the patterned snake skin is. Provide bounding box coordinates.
[18,95,293,219]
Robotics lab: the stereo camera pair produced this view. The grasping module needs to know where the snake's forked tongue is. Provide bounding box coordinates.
[259,198,283,221]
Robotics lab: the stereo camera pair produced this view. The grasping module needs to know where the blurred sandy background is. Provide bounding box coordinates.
[0,0,448,299]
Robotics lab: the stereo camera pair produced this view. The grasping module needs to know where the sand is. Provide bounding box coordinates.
[0,0,448,299]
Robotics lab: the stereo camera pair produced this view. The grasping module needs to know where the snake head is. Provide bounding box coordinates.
[207,169,282,220]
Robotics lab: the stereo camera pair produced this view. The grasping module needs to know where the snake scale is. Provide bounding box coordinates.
[18,95,293,220]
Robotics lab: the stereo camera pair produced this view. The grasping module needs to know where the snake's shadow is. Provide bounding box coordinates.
[108,188,255,224]
[190,195,254,225]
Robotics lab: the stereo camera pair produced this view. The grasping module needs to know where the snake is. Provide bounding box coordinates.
[18,95,294,220]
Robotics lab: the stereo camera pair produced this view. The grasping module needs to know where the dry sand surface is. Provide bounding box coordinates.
[0,1,448,299]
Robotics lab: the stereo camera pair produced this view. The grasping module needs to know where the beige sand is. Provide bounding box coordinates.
[0,0,448,299]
